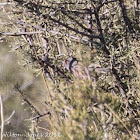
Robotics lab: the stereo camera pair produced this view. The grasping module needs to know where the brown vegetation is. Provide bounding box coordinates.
[0,0,139,139]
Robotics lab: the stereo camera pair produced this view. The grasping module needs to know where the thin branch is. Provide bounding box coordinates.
[97,0,118,11]
[37,126,50,132]
[118,0,135,33]
[0,3,15,6]
[4,111,15,124]
[44,14,99,39]
[30,112,51,120]
[61,10,93,33]
[51,2,87,5]
[0,31,43,36]
[0,95,4,140]
[92,4,110,55]
[24,1,94,15]
[87,6,94,49]
[3,80,34,102]
[14,86,41,116]
[0,111,15,129]
[16,20,46,31]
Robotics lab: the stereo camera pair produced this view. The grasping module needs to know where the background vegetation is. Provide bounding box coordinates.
[0,0,139,140]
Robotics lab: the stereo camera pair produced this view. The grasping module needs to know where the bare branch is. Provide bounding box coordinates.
[0,31,43,36]
[0,95,4,140]
[0,3,15,6]
[4,111,15,125]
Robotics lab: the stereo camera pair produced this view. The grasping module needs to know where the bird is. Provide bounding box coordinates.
[62,56,89,79]
[62,56,110,80]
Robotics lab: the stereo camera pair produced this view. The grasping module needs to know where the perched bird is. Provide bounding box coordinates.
[62,57,89,79]
[62,56,110,80]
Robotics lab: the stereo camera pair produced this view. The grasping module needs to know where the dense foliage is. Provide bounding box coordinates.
[0,0,139,139]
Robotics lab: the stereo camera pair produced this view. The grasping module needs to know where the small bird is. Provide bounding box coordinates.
[62,57,88,79]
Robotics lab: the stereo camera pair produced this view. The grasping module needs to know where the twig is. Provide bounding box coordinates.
[118,0,135,33]
[3,80,34,102]
[30,112,51,120]
[97,0,118,11]
[0,95,4,140]
[13,80,41,116]
[0,111,15,128]
[0,31,43,36]
[37,126,50,132]
[45,15,99,39]
[3,111,15,125]
[92,3,110,55]
[15,87,41,116]
[16,20,46,31]
[0,3,15,6]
